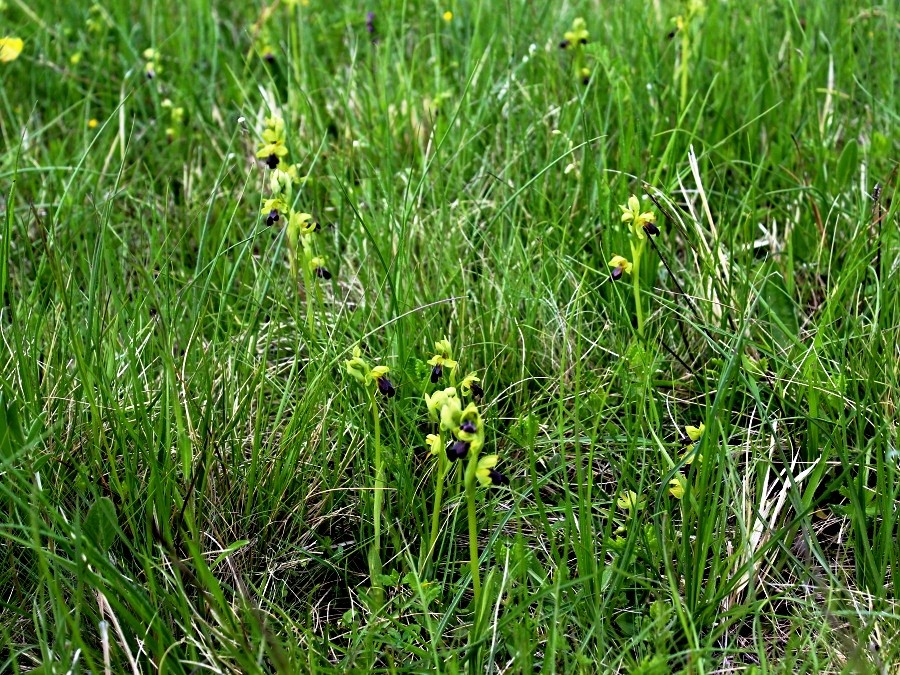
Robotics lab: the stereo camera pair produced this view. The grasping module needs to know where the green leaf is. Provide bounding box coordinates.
[835,139,858,187]
[211,539,250,570]
[762,272,799,350]
[83,497,118,553]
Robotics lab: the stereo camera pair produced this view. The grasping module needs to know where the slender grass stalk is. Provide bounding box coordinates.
[679,24,690,111]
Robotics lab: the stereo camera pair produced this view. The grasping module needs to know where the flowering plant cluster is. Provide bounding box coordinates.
[343,345,396,611]
[142,47,160,80]
[254,115,331,331]
[608,194,659,336]
[342,334,505,614]
[419,337,505,608]
[558,17,591,85]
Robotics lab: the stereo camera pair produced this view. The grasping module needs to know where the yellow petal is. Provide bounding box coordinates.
[616,490,641,511]
[370,365,390,379]
[477,455,498,470]
[668,475,686,499]
[0,37,24,63]
[685,423,705,441]
[608,255,633,273]
[628,195,640,213]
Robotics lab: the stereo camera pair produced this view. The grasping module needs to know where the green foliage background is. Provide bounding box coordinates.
[0,0,898,672]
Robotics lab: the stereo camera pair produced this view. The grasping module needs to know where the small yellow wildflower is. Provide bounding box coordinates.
[426,433,442,456]
[256,116,289,164]
[345,345,369,384]
[0,37,24,63]
[269,168,296,200]
[685,422,705,441]
[439,394,464,432]
[616,490,643,512]
[619,194,657,239]
[260,196,290,216]
[442,11,453,22]
[288,211,317,236]
[425,387,458,422]
[368,365,396,398]
[427,337,458,383]
[459,372,483,399]
[607,255,633,281]
[560,17,589,49]
[668,474,686,499]
[87,118,99,129]
[475,455,508,486]
[70,52,82,65]
[309,256,331,280]
[681,422,705,465]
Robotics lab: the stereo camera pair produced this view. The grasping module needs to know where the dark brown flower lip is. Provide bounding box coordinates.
[488,469,509,486]
[377,376,395,398]
[446,440,469,461]
[430,364,442,383]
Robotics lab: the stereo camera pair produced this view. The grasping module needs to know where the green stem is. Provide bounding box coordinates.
[679,21,690,111]
[464,454,481,606]
[630,238,646,337]
[301,249,315,337]
[367,389,384,611]
[426,431,446,569]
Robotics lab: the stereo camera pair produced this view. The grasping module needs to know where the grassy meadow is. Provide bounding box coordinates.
[1,0,899,672]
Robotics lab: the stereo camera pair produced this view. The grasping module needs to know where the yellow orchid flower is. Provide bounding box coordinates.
[619,194,658,239]
[560,17,589,49]
[607,255,633,280]
[668,474,687,499]
[476,455,508,486]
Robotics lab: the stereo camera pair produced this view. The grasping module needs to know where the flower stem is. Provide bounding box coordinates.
[464,454,481,606]
[630,238,646,337]
[301,251,316,337]
[426,432,447,569]
[367,389,384,611]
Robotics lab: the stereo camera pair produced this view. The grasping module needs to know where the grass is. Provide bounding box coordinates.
[1,0,898,672]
